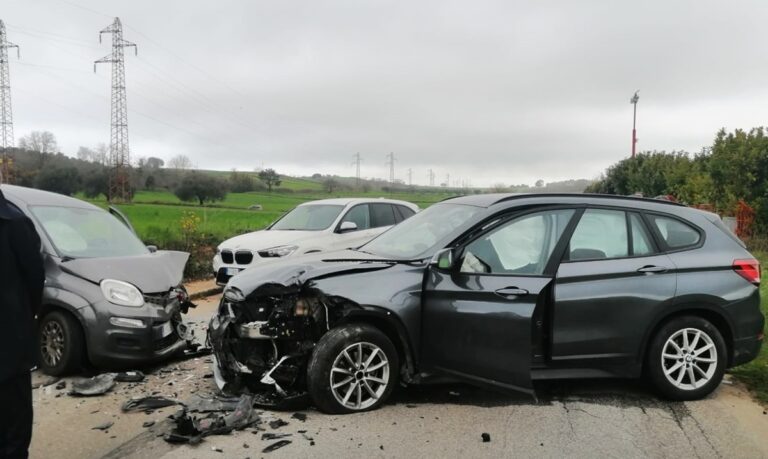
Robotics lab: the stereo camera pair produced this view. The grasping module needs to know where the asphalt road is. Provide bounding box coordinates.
[29,294,768,459]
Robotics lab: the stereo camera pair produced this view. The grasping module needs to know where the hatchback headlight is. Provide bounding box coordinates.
[100,279,145,307]
[258,245,298,258]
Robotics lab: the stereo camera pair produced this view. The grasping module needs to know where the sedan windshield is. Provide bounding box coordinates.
[270,204,344,231]
[362,203,481,259]
[31,206,148,258]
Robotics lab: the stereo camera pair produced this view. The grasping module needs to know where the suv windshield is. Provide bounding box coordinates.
[31,206,148,258]
[271,204,344,231]
[362,203,481,259]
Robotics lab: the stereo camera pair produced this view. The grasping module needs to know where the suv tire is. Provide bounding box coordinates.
[307,324,399,414]
[646,315,727,400]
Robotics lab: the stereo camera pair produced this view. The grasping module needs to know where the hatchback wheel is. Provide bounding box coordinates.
[39,311,85,376]
[646,316,726,400]
[307,324,399,414]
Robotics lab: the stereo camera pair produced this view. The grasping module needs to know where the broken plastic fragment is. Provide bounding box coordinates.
[70,374,116,396]
[122,396,179,413]
[481,433,491,443]
[92,421,114,431]
[115,371,145,382]
[262,440,292,453]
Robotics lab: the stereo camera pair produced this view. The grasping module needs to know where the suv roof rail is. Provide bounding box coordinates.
[491,193,686,207]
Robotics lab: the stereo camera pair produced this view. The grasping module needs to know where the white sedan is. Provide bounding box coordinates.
[212,198,419,285]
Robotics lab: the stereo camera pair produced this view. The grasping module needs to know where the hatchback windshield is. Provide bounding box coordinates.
[31,206,148,258]
[270,204,344,231]
[362,203,481,258]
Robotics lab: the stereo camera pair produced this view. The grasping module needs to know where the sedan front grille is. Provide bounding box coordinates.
[235,251,254,265]
[221,250,234,264]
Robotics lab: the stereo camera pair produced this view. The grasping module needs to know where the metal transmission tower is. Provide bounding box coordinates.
[428,169,435,187]
[95,18,137,202]
[385,152,395,186]
[352,152,362,187]
[0,20,19,184]
[407,168,412,186]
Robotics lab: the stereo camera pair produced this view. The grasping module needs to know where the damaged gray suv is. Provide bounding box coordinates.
[209,193,764,413]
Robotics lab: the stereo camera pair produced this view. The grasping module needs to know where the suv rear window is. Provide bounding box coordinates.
[649,215,701,249]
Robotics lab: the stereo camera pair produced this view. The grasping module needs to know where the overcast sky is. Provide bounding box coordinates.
[4,0,768,186]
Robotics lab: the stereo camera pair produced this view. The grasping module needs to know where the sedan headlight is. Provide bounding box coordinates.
[258,245,298,258]
[100,279,145,307]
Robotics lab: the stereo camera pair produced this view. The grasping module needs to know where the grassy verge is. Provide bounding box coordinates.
[729,250,768,404]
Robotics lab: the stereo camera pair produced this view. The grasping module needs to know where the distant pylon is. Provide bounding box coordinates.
[95,18,137,202]
[407,168,412,186]
[0,20,19,184]
[386,152,395,186]
[352,152,362,187]
[428,169,435,187]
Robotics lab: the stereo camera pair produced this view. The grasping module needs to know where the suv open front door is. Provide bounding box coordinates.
[420,208,578,395]
[422,268,550,394]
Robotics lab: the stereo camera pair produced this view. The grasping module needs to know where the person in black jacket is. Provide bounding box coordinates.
[0,185,45,459]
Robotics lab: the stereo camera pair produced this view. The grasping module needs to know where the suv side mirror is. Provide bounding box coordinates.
[430,248,454,270]
[338,221,358,233]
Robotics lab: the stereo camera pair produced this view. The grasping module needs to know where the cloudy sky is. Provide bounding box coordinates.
[4,0,768,186]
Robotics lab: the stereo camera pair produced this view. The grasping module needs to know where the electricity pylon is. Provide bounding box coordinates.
[95,17,136,202]
[0,20,19,184]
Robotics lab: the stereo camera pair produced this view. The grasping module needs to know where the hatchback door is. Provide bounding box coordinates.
[552,209,677,365]
[422,208,576,394]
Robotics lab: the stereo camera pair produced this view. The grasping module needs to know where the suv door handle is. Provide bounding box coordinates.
[637,265,668,273]
[494,287,529,298]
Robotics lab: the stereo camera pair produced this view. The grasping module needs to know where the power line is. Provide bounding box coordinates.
[352,152,362,187]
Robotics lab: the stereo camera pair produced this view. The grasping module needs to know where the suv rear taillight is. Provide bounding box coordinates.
[733,259,761,285]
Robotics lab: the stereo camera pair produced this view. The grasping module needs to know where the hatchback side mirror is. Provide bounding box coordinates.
[430,248,454,270]
[338,221,358,233]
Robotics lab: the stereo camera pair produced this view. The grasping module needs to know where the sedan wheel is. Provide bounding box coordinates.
[307,324,399,414]
[330,342,391,411]
[647,315,726,401]
[38,311,86,376]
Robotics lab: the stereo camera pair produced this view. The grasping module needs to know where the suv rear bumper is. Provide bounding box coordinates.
[731,333,764,367]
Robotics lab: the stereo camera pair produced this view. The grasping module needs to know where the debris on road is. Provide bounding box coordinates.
[142,421,156,428]
[122,396,180,413]
[55,381,66,390]
[184,393,240,413]
[269,419,289,429]
[31,375,61,389]
[92,421,114,431]
[291,412,307,422]
[262,439,292,453]
[163,394,259,444]
[70,374,116,396]
[262,433,292,440]
[481,433,491,443]
[115,371,145,383]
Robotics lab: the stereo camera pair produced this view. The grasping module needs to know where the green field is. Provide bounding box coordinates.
[730,251,768,404]
[86,189,455,245]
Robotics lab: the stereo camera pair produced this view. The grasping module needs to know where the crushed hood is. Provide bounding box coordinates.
[219,230,328,252]
[227,249,399,298]
[60,251,190,293]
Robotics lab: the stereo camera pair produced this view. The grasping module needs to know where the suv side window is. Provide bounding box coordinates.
[370,203,397,228]
[460,209,575,275]
[569,209,628,260]
[341,204,370,230]
[649,214,701,249]
[629,213,655,256]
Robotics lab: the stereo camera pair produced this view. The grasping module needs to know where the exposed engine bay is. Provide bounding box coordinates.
[208,279,365,408]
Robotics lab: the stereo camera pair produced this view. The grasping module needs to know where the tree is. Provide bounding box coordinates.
[535,179,545,188]
[229,169,255,193]
[258,168,281,192]
[145,175,156,190]
[168,154,194,170]
[174,172,228,205]
[77,146,97,162]
[82,169,109,198]
[35,166,81,196]
[324,176,338,193]
[145,157,164,169]
[19,131,58,154]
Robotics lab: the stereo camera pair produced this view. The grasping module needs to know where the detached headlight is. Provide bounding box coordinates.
[258,245,298,258]
[100,279,144,307]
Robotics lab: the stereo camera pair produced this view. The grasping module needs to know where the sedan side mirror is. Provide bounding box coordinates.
[338,221,358,233]
[430,248,454,270]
